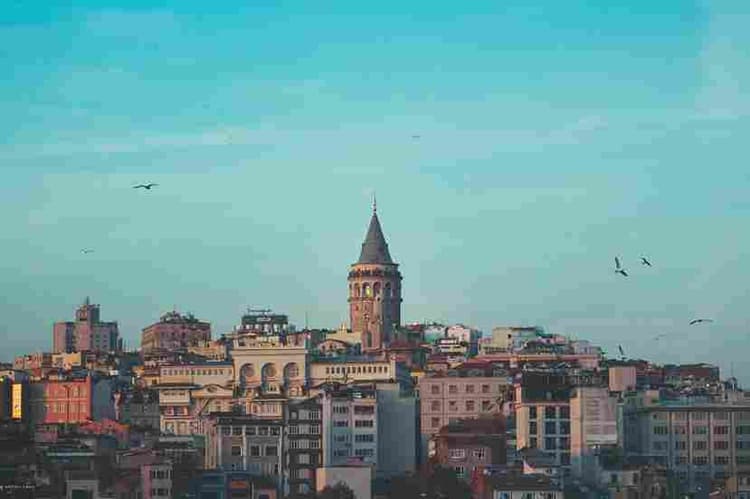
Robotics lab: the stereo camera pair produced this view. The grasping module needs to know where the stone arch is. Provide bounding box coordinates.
[373,282,381,297]
[240,364,255,386]
[261,363,277,383]
[354,284,361,298]
[284,362,300,381]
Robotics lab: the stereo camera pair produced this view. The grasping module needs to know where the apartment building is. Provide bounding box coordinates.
[625,400,750,494]
[321,385,378,468]
[417,363,513,453]
[285,396,323,496]
[430,417,506,481]
[203,414,284,487]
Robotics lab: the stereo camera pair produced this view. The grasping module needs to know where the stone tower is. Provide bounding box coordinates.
[348,202,402,353]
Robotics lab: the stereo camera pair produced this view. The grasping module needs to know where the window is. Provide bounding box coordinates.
[431,401,441,411]
[673,425,686,435]
[482,385,490,394]
[271,427,280,436]
[530,437,538,449]
[559,437,570,450]
[449,401,458,412]
[737,425,750,435]
[529,421,538,434]
[310,425,320,435]
[453,466,465,478]
[231,446,242,456]
[250,445,260,457]
[692,426,708,435]
[431,385,440,395]
[233,427,242,436]
[529,407,537,419]
[245,426,256,435]
[355,420,374,428]
[545,407,556,419]
[560,406,570,419]
[432,417,440,428]
[481,400,491,411]
[692,412,707,421]
[653,426,668,435]
[714,425,729,435]
[473,448,486,460]
[715,456,730,465]
[265,446,277,456]
[354,448,374,458]
[545,437,556,450]
[465,401,475,411]
[561,453,570,465]
[334,421,349,427]
[448,385,458,394]
[259,427,269,436]
[693,441,707,450]
[449,448,466,460]
[545,422,556,435]
[222,427,230,436]
[297,454,310,464]
[289,426,299,435]
[675,440,686,450]
[355,434,375,443]
[465,385,474,394]
[559,421,570,435]
[736,441,750,450]
[738,456,750,465]
[692,456,708,466]
[675,456,687,465]
[715,440,729,450]
[714,411,729,420]
[310,411,320,420]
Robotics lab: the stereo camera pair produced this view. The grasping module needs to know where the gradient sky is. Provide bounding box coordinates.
[2,1,749,381]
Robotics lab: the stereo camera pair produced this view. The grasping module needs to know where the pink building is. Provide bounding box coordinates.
[53,298,120,353]
[141,311,211,354]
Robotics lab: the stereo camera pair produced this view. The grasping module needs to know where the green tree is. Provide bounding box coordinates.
[317,482,356,499]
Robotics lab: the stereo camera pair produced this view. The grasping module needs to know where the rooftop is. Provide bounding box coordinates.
[357,209,394,265]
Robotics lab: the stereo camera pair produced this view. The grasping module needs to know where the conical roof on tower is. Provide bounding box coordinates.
[357,206,394,265]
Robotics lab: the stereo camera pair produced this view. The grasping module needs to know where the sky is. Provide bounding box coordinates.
[1,0,749,381]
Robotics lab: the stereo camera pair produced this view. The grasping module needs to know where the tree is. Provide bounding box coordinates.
[317,483,355,499]
[386,468,471,499]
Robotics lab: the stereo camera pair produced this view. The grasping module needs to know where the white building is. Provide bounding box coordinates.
[321,386,378,468]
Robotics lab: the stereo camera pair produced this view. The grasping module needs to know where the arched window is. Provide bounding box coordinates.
[373,282,381,297]
[364,332,372,348]
[240,364,255,385]
[262,363,277,382]
[284,362,300,380]
[363,283,372,298]
[385,282,392,298]
[354,284,361,298]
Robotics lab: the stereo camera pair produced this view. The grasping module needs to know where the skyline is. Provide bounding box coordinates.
[2,0,750,382]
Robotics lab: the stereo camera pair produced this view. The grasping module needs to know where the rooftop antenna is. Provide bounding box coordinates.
[305,311,309,330]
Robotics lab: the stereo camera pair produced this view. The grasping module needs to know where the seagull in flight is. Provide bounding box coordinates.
[133,183,158,190]
[618,344,625,357]
[689,319,714,326]
[641,256,652,267]
[81,249,95,254]
[614,257,628,277]
[411,135,421,139]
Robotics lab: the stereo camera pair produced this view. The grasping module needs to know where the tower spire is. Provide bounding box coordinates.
[373,192,377,213]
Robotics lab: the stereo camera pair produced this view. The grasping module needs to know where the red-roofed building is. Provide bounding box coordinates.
[429,417,506,482]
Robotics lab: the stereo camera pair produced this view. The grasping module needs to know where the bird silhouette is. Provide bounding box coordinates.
[614,257,628,276]
[411,135,421,140]
[641,257,652,267]
[618,344,625,357]
[81,249,95,254]
[689,319,713,325]
[133,183,158,190]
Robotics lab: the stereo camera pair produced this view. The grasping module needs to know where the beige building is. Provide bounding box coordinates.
[569,387,618,479]
[228,333,307,399]
[418,368,512,453]
[158,361,234,387]
[625,399,750,494]
[515,382,572,467]
[309,357,397,388]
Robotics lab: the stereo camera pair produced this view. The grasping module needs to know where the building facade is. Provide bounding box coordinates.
[141,311,211,354]
[53,298,119,353]
[348,205,402,353]
[285,397,323,496]
[320,385,378,468]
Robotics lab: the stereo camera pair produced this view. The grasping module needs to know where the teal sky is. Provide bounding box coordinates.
[2,1,749,381]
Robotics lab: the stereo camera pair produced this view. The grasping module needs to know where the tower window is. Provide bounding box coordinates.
[363,283,372,297]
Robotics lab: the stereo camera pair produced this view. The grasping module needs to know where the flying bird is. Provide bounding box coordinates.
[654,333,669,341]
[614,257,628,277]
[618,345,625,357]
[81,249,95,254]
[133,183,158,190]
[689,319,714,325]
[411,135,421,140]
[641,257,652,267]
